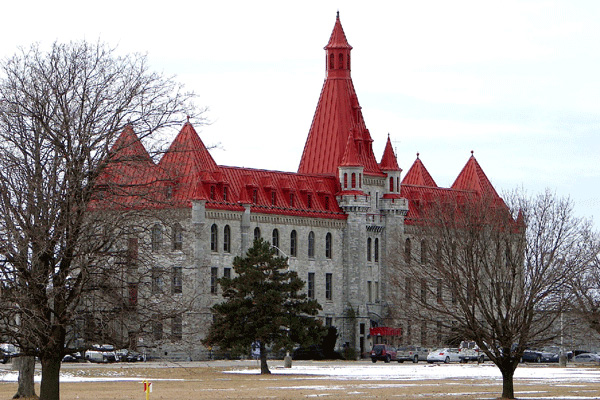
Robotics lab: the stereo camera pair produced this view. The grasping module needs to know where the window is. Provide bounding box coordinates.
[351,173,356,188]
[308,272,315,299]
[210,185,215,200]
[172,266,182,294]
[153,319,163,341]
[272,229,279,254]
[289,193,295,207]
[421,279,427,303]
[223,267,231,280]
[223,225,231,253]
[404,238,411,264]
[389,177,394,192]
[210,224,218,252]
[375,281,379,302]
[325,273,332,300]
[338,53,343,69]
[290,230,297,257]
[308,231,315,258]
[151,224,162,252]
[211,267,218,294]
[405,277,412,303]
[325,232,332,259]
[252,189,258,204]
[151,267,163,294]
[271,190,276,206]
[329,53,334,69]
[223,187,228,202]
[172,223,183,251]
[367,281,372,302]
[374,238,379,262]
[254,227,261,242]
[343,173,348,188]
[325,317,333,327]
[127,238,138,264]
[307,194,312,208]
[128,283,138,308]
[324,196,330,210]
[171,314,182,341]
[367,238,372,262]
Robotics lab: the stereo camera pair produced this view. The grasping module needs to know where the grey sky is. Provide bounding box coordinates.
[2,0,598,227]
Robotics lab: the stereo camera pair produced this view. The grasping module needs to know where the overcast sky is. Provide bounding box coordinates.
[2,1,599,228]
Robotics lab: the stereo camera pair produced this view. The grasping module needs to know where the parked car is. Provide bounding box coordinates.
[0,344,18,364]
[573,353,600,364]
[292,345,325,360]
[427,348,461,364]
[370,344,398,363]
[62,352,83,362]
[397,346,428,363]
[116,349,146,362]
[521,349,543,363]
[85,344,118,363]
[458,341,485,363]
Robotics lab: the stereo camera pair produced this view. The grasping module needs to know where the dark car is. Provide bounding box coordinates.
[292,345,326,360]
[370,344,397,363]
[521,350,543,363]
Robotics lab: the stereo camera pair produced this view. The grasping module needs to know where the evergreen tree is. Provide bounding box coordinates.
[203,238,324,374]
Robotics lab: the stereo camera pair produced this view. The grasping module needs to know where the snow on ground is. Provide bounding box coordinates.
[230,363,600,384]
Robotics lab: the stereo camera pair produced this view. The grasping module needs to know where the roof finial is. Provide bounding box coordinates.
[416,152,420,159]
[337,10,340,19]
[471,150,474,156]
[187,115,190,123]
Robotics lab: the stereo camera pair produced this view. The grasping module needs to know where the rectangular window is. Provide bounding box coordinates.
[367,281,372,303]
[289,193,294,207]
[153,319,163,341]
[223,267,231,280]
[151,267,163,294]
[375,281,379,302]
[252,189,258,204]
[325,273,332,300]
[128,283,138,308]
[172,266,182,294]
[223,187,228,201]
[307,272,315,299]
[127,238,138,264]
[271,190,276,206]
[325,317,332,327]
[172,314,182,341]
[211,267,218,294]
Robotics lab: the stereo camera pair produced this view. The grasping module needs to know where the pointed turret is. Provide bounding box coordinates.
[108,125,154,165]
[451,151,500,198]
[298,13,383,177]
[402,153,438,187]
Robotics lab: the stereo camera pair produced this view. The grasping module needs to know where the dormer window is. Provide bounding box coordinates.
[223,187,228,202]
[210,186,215,200]
[271,190,276,206]
[252,189,258,204]
[307,193,312,209]
[289,193,295,207]
[324,196,329,210]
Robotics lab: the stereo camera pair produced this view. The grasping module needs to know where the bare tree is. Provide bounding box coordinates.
[570,249,600,337]
[389,190,595,399]
[0,40,199,400]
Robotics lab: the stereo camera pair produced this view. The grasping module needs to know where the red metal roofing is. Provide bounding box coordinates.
[340,131,362,167]
[402,155,438,187]
[379,135,401,171]
[451,152,500,199]
[298,15,384,177]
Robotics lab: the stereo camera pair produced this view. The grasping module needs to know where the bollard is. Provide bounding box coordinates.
[142,380,152,400]
[284,353,292,368]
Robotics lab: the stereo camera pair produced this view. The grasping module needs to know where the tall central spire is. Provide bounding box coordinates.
[298,13,383,177]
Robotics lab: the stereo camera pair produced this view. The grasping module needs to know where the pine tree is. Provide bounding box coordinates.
[203,238,324,374]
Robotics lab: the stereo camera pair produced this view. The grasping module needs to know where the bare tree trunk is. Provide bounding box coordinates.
[259,342,271,375]
[12,356,37,399]
[39,357,61,400]
[499,362,516,399]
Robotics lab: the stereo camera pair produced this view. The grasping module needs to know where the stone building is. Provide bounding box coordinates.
[94,13,505,360]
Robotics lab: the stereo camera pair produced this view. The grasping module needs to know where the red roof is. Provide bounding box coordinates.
[451,152,500,198]
[298,14,384,177]
[402,154,437,187]
[379,135,401,171]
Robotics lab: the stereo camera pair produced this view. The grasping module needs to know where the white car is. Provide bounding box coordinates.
[427,348,461,363]
[573,353,600,364]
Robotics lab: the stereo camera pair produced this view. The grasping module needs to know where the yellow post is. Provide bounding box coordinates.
[142,380,151,400]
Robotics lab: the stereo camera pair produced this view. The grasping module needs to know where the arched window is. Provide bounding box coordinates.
[329,53,334,69]
[367,238,372,262]
[347,53,351,69]
[359,173,362,188]
[290,230,297,257]
[374,238,379,262]
[172,223,183,251]
[351,173,356,188]
[396,177,400,193]
[223,225,231,253]
[151,224,162,252]
[339,53,343,69]
[421,239,428,264]
[210,224,218,252]
[254,227,261,242]
[325,232,332,259]
[308,231,315,258]
[343,173,348,188]
[272,229,279,255]
[404,238,411,264]
[389,177,394,192]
